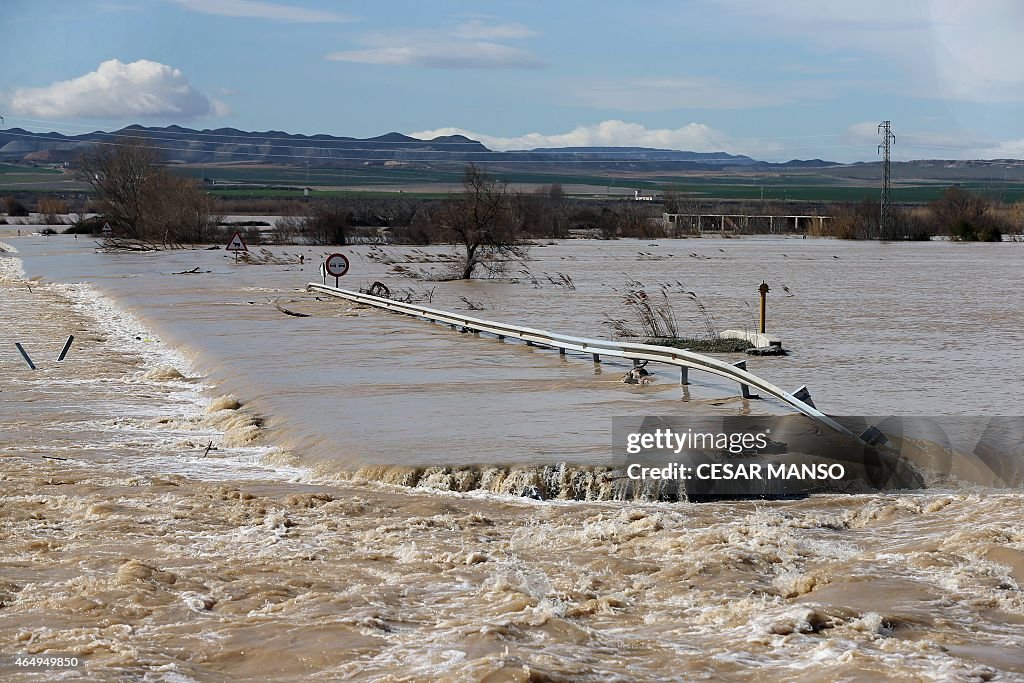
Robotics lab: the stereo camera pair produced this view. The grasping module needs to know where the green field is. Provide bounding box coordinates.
[202,180,1024,204]
[0,163,70,189]
[208,188,450,199]
[174,165,465,187]
[175,165,1024,203]
[657,183,1024,203]
[3,160,1024,204]
[0,163,62,175]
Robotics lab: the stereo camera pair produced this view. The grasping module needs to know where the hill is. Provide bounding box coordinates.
[0,124,840,171]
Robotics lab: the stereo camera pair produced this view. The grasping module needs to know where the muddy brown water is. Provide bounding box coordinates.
[1,233,1023,681]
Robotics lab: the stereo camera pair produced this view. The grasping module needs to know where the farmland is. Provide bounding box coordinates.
[2,160,1024,204]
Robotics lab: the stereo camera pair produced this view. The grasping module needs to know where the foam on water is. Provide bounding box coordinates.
[0,251,307,485]
[3,239,1024,680]
[0,240,26,280]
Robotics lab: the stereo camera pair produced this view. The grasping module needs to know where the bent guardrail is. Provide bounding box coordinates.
[307,282,855,439]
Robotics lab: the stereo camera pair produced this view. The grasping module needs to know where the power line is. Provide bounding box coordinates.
[0,129,866,164]
[7,116,996,155]
[4,123,1024,169]
[0,130,751,162]
[4,116,1021,157]
[1,115,867,144]
[0,118,770,157]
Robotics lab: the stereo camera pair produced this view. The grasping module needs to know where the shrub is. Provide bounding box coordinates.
[2,196,29,217]
[306,203,350,245]
[67,215,109,234]
[929,187,1008,241]
[38,196,69,215]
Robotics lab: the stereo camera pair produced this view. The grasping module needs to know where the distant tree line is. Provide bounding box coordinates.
[7,151,1020,249]
[262,180,677,248]
[264,182,1017,246]
[808,187,1013,241]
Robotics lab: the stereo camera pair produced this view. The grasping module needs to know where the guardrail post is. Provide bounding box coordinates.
[559,348,566,356]
[57,335,75,361]
[15,343,36,370]
[678,348,691,385]
[592,353,600,363]
[732,360,759,399]
[792,385,815,408]
[860,425,888,446]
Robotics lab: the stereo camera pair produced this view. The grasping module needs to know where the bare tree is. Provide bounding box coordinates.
[306,202,350,245]
[929,187,1004,241]
[77,137,215,246]
[77,138,159,238]
[438,164,525,279]
[512,185,569,239]
[662,189,683,214]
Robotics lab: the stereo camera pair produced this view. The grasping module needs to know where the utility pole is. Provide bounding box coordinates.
[877,121,895,239]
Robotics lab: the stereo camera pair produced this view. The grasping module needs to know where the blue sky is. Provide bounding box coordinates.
[2,0,1022,162]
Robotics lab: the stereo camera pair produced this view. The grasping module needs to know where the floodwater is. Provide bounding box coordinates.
[1,231,1023,681]
[7,234,1024,470]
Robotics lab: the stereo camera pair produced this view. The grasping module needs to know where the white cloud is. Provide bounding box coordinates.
[5,59,230,119]
[572,76,802,112]
[721,0,1024,103]
[983,139,1024,158]
[411,119,1024,161]
[844,121,896,146]
[329,43,542,69]
[327,21,544,69]
[408,120,775,155]
[168,0,351,22]
[451,20,536,40]
[843,121,1024,160]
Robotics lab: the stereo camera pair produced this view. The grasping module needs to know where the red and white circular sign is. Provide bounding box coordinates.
[325,253,350,278]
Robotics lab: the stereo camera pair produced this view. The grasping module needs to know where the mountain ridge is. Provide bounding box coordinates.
[1,125,1018,176]
[0,124,840,170]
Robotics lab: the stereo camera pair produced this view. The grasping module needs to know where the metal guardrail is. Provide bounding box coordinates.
[307,283,854,438]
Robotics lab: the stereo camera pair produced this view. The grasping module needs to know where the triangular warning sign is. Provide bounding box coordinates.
[225,231,248,252]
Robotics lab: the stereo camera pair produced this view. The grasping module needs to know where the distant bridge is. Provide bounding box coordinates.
[662,213,830,234]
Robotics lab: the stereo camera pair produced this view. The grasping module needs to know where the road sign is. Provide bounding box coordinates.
[325,253,350,278]
[101,222,112,236]
[226,232,248,252]
[226,232,248,262]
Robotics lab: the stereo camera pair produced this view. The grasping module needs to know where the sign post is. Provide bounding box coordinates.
[758,281,770,333]
[226,231,249,262]
[324,253,350,287]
